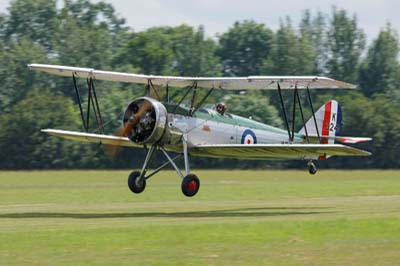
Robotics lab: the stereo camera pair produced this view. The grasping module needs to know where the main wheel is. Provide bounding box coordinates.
[308,162,317,175]
[128,171,146,194]
[181,174,200,197]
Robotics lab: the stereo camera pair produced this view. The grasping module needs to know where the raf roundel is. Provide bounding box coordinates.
[241,129,257,144]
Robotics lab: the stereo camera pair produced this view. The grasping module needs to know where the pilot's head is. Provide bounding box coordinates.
[216,103,226,115]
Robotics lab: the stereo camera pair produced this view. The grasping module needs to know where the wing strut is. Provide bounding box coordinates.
[165,83,170,103]
[278,82,312,143]
[291,86,297,141]
[72,74,104,133]
[87,77,105,134]
[172,82,196,114]
[189,84,198,116]
[192,87,214,115]
[295,85,309,143]
[147,80,161,100]
[73,74,87,132]
[306,85,321,143]
[277,82,292,141]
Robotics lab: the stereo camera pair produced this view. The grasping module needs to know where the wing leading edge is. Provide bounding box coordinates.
[28,63,356,90]
[190,144,371,160]
[41,129,140,148]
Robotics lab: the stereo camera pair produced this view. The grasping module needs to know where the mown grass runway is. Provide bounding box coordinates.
[1,170,400,265]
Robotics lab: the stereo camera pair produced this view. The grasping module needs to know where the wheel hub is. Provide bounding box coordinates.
[188,180,197,192]
[135,177,144,188]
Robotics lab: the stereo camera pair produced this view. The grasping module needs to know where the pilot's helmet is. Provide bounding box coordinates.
[216,103,226,114]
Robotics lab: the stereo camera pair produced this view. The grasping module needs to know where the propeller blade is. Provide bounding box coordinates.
[105,100,152,158]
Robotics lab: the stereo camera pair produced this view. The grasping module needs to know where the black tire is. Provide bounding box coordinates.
[181,174,200,197]
[128,171,146,194]
[308,163,317,175]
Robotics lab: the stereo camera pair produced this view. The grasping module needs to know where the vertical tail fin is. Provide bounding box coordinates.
[299,100,342,144]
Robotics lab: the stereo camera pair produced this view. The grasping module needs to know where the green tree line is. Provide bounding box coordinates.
[0,0,399,169]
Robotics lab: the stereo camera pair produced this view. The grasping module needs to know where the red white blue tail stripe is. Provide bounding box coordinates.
[299,100,342,144]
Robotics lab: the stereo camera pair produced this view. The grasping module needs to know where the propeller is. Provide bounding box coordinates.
[105,100,152,158]
[122,100,151,137]
[105,84,160,159]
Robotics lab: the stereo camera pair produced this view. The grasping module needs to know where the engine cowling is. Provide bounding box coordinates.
[122,97,168,145]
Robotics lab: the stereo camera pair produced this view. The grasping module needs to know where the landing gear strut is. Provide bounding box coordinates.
[127,145,157,194]
[127,134,200,197]
[180,134,200,197]
[307,161,317,175]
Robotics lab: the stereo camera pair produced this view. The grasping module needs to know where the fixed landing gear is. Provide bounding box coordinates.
[128,171,146,193]
[127,135,200,197]
[181,174,200,197]
[307,161,317,175]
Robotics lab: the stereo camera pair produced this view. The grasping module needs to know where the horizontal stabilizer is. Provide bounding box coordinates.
[41,129,140,148]
[333,136,372,144]
[190,143,371,160]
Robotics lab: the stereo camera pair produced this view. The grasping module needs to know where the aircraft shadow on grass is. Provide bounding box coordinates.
[0,206,334,219]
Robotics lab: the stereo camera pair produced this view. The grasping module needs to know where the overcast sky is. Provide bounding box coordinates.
[1,0,399,42]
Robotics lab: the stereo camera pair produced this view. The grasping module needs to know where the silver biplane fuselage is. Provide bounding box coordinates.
[164,102,302,153]
[122,97,305,161]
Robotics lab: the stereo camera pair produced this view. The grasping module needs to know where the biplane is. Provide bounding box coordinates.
[28,64,372,197]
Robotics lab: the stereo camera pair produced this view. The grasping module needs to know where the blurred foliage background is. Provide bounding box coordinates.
[0,0,399,169]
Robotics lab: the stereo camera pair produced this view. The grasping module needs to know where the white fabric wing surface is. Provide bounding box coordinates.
[190,144,371,159]
[41,129,140,148]
[28,64,356,90]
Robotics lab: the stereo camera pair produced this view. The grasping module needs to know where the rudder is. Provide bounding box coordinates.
[299,100,342,144]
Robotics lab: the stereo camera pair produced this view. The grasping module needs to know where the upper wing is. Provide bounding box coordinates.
[28,64,356,90]
[189,144,371,160]
[41,129,141,148]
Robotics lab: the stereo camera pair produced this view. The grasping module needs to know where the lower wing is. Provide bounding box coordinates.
[41,129,140,148]
[189,144,371,160]
[42,129,371,160]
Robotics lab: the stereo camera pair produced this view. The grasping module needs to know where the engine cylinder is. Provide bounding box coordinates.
[122,97,168,145]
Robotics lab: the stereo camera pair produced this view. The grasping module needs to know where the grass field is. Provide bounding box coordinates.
[1,170,400,265]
